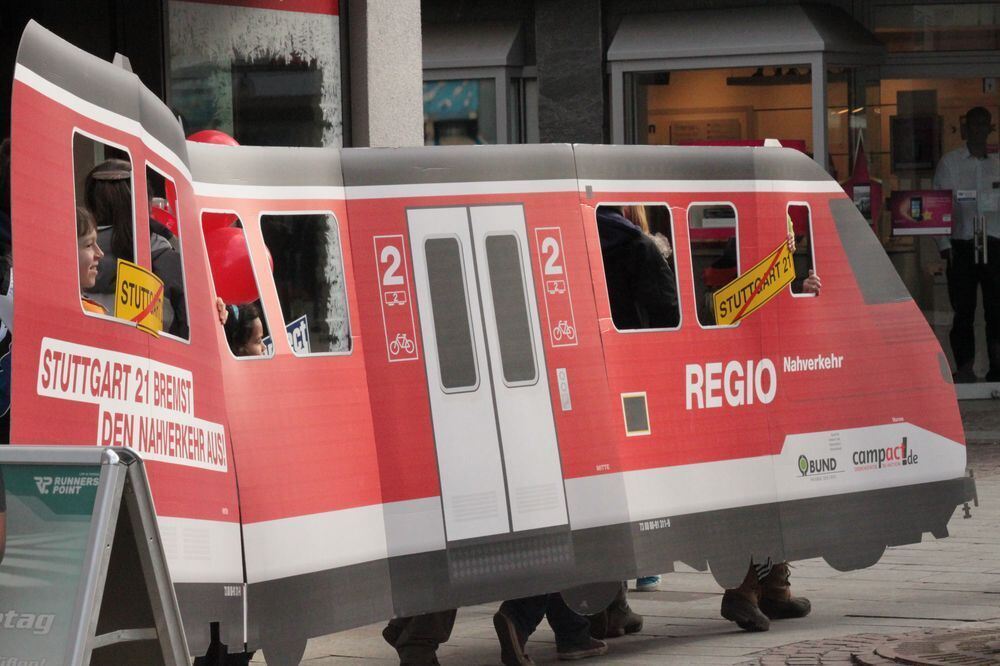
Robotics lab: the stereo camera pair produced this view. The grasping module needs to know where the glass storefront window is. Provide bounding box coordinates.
[167,1,342,147]
[827,68,856,182]
[423,78,497,145]
[625,66,813,151]
[874,3,1000,53]
[858,76,998,382]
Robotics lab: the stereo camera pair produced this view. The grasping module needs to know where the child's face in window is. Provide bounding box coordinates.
[238,317,265,357]
[78,228,103,290]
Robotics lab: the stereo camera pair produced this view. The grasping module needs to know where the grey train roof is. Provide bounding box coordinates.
[17,20,189,167]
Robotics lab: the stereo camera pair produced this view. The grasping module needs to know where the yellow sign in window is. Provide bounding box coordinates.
[114,259,163,335]
[712,240,796,326]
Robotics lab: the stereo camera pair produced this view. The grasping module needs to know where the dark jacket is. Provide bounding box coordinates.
[90,224,188,338]
[597,208,679,330]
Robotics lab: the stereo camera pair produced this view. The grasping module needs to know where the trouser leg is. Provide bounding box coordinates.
[948,240,980,374]
[544,593,592,650]
[386,610,457,666]
[982,237,1000,380]
[499,595,549,642]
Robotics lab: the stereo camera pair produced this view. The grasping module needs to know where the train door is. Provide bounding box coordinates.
[408,204,568,542]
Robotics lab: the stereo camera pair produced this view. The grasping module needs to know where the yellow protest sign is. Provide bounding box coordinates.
[712,240,796,326]
[114,259,164,335]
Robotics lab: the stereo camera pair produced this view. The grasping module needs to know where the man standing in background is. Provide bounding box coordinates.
[934,107,1000,383]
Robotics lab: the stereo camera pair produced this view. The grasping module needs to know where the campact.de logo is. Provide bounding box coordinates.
[797,454,837,477]
[852,437,918,471]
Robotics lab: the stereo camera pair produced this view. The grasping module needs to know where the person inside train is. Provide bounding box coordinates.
[702,234,821,323]
[78,206,106,314]
[597,204,679,330]
[223,302,266,357]
[84,158,188,337]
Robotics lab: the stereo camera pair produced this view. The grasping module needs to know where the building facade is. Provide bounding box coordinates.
[3,0,998,390]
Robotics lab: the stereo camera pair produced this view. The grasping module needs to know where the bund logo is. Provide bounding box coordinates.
[33,476,53,494]
[797,454,838,477]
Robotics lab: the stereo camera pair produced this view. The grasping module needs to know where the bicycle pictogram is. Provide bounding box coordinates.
[552,320,576,342]
[389,332,416,356]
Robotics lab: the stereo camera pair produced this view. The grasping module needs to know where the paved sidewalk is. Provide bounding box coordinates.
[258,404,1000,665]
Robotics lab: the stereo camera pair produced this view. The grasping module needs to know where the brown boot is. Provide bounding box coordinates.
[590,583,642,639]
[720,563,769,632]
[759,562,811,620]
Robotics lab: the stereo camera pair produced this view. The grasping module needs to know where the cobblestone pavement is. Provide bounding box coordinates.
[255,405,1000,665]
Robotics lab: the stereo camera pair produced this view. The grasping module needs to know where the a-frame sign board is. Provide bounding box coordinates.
[0,446,189,665]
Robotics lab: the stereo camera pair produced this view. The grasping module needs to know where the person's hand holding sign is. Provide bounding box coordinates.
[802,270,821,294]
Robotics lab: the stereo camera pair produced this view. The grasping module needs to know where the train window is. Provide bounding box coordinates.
[202,212,273,359]
[596,203,680,331]
[787,204,818,297]
[687,203,740,327]
[260,213,351,355]
[424,237,478,392]
[73,133,136,321]
[484,234,536,385]
[145,166,189,340]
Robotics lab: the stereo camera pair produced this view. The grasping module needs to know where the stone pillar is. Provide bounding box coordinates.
[534,0,604,144]
[349,0,423,147]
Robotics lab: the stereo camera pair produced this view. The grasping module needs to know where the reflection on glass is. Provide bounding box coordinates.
[423,79,497,145]
[166,1,342,146]
[260,214,351,355]
[874,4,1000,53]
[425,238,478,391]
[626,67,814,149]
[485,235,536,384]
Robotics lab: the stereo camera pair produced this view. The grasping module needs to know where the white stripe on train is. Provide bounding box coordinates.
[219,422,964,584]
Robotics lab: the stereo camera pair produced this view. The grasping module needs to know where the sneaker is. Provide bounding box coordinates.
[635,575,660,591]
[556,636,608,661]
[493,611,534,666]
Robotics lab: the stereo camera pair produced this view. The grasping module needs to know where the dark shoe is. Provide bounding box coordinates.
[556,636,608,661]
[493,611,534,666]
[586,609,611,639]
[720,563,769,632]
[720,590,769,631]
[759,562,811,620]
[591,584,643,639]
[397,647,441,666]
[606,603,642,637]
[382,622,402,648]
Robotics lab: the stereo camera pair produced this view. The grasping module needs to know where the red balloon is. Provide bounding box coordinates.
[205,227,261,305]
[151,203,178,235]
[187,129,240,146]
[202,211,239,232]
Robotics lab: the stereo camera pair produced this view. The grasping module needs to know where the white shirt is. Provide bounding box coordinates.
[932,144,1000,250]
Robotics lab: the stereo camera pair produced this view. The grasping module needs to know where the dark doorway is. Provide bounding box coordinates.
[1,0,167,138]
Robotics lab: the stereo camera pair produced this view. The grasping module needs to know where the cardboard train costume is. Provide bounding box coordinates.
[5,22,977,661]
